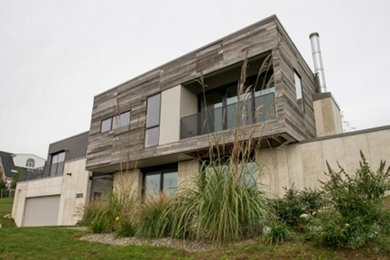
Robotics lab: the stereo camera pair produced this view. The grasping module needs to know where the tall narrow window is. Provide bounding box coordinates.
[145,94,161,147]
[50,151,65,176]
[294,71,302,100]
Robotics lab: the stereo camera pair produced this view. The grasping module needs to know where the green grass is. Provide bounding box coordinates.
[0,198,16,227]
[1,227,389,260]
[0,227,186,259]
[1,197,389,259]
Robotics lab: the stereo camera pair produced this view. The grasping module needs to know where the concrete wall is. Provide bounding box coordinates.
[12,176,62,226]
[178,160,199,189]
[159,85,198,145]
[258,127,390,197]
[12,158,91,227]
[313,94,343,137]
[160,85,181,145]
[143,127,390,198]
[57,158,91,225]
[113,169,142,198]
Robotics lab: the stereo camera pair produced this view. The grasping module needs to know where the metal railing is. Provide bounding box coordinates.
[18,168,45,182]
[180,88,276,139]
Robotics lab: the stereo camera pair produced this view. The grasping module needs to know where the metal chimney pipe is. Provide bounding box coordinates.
[310,32,327,93]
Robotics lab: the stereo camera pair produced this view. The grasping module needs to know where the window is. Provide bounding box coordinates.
[199,72,275,130]
[26,158,35,168]
[143,164,178,198]
[101,118,112,133]
[294,71,302,100]
[50,152,65,176]
[145,94,161,147]
[112,111,130,130]
[100,111,130,133]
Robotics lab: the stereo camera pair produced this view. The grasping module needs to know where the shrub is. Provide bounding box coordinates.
[307,152,390,248]
[273,186,324,228]
[263,221,291,245]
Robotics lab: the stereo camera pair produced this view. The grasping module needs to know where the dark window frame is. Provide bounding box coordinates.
[293,70,305,112]
[49,151,66,176]
[197,71,275,131]
[100,110,131,133]
[144,93,161,148]
[142,163,178,198]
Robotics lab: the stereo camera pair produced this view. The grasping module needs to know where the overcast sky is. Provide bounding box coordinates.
[0,0,389,158]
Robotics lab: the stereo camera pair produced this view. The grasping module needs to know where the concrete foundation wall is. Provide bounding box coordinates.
[113,169,142,198]
[12,176,62,226]
[12,158,91,227]
[57,158,91,225]
[258,127,390,197]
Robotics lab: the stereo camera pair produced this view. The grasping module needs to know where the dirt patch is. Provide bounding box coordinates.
[80,233,216,252]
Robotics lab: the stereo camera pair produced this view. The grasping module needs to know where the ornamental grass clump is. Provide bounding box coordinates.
[156,139,270,243]
[81,191,137,235]
[135,194,170,238]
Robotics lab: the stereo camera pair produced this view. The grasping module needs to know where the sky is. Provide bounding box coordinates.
[0,0,389,158]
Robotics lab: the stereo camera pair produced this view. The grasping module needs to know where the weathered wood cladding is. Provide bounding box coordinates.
[87,15,317,172]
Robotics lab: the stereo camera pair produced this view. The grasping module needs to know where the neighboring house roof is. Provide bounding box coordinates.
[0,151,17,178]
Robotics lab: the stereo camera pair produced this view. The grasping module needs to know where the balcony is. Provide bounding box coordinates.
[180,87,276,139]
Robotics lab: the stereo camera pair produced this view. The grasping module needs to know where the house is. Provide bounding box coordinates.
[12,132,92,227]
[0,151,45,189]
[12,15,390,227]
[87,15,389,199]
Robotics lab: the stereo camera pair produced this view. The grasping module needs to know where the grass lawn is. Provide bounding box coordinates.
[0,198,15,227]
[0,197,389,259]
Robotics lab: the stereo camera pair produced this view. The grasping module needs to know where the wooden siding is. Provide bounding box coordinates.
[86,15,317,172]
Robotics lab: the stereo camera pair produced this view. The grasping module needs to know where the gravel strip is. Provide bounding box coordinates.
[80,233,215,252]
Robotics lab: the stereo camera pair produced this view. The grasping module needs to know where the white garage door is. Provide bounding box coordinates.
[23,195,60,227]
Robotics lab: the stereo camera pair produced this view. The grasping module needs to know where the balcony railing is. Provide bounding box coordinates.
[18,168,46,182]
[180,88,276,139]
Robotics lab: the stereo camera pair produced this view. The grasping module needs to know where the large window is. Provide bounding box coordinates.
[145,94,161,147]
[199,72,275,131]
[50,152,65,176]
[143,164,178,198]
[101,111,130,133]
[294,71,302,100]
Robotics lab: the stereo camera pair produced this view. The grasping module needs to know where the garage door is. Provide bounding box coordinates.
[23,195,60,227]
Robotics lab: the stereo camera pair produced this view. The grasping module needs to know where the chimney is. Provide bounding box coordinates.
[310,32,343,137]
[310,32,327,93]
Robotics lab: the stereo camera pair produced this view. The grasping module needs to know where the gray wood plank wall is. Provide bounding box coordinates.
[86,15,317,172]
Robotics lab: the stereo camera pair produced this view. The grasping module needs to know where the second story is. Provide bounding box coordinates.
[87,15,318,173]
[18,132,89,182]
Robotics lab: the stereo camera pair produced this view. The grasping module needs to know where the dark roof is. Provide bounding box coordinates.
[0,151,17,178]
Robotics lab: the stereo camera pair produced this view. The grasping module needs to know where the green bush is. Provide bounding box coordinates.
[273,186,324,228]
[263,221,291,245]
[307,152,390,248]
